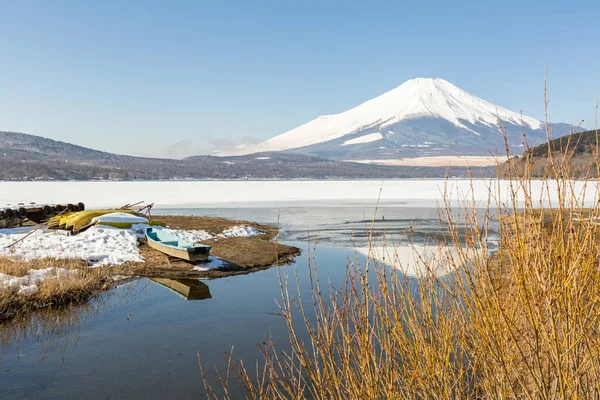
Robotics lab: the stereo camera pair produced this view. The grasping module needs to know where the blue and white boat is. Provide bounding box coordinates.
[145,227,211,262]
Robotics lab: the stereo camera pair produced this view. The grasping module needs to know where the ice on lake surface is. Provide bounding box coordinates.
[1,179,597,209]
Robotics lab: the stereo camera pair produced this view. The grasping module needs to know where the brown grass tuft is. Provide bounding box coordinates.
[0,257,108,322]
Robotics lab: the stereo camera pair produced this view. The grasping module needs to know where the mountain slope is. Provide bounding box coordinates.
[0,131,171,164]
[231,78,573,159]
[1,131,126,161]
[0,131,488,180]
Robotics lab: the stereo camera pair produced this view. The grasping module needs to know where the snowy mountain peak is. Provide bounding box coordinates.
[229,78,556,158]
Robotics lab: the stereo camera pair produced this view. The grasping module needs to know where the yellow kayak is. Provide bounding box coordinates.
[49,210,144,232]
[96,220,166,229]
[48,212,76,228]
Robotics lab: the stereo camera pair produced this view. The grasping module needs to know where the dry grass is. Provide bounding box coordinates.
[0,257,108,322]
[0,257,87,277]
[201,91,600,398]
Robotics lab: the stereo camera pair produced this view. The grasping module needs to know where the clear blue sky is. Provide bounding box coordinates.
[0,0,598,158]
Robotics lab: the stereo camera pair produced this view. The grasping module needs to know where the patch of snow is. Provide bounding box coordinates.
[341,132,384,146]
[192,256,228,270]
[159,227,213,243]
[352,156,505,167]
[18,284,39,296]
[158,225,262,243]
[0,226,143,266]
[0,267,79,296]
[129,223,149,239]
[218,225,262,238]
[254,157,271,160]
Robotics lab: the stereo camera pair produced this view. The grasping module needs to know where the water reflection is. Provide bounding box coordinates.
[150,278,212,301]
[0,301,95,364]
[0,278,151,364]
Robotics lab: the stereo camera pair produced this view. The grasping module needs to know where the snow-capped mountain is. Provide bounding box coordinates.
[231,78,573,160]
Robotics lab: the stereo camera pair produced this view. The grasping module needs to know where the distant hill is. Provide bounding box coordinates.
[500,129,600,178]
[0,131,489,180]
[0,131,171,164]
[529,129,599,157]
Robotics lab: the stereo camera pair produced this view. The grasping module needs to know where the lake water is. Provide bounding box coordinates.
[0,201,489,398]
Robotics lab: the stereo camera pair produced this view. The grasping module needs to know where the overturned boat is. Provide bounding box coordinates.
[145,226,211,262]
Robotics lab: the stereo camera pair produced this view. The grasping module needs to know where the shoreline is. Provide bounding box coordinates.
[0,214,301,322]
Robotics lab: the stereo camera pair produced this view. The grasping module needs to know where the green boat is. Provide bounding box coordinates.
[145,227,211,262]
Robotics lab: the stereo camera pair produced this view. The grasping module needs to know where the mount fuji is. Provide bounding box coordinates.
[230,78,574,160]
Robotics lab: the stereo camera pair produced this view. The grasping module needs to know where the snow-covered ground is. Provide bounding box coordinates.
[0,180,597,209]
[0,224,263,267]
[160,225,262,244]
[0,226,145,266]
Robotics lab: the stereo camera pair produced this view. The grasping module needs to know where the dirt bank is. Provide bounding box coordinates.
[110,214,300,279]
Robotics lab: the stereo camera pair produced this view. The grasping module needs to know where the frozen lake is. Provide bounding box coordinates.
[1,179,597,209]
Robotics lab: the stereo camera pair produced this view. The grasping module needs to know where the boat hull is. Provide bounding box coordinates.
[146,238,209,262]
[145,227,211,262]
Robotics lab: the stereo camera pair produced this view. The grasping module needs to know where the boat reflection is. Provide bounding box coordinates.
[150,278,212,300]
